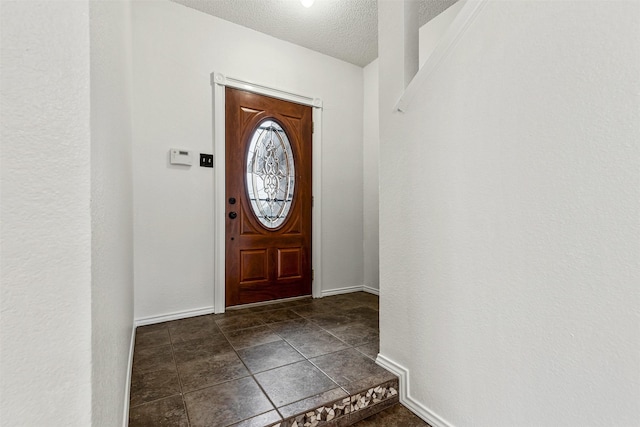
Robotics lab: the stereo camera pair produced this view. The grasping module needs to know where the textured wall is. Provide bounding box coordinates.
[363,59,380,292]
[363,2,463,295]
[418,0,465,67]
[0,1,93,425]
[132,1,364,320]
[379,1,640,426]
[89,1,135,425]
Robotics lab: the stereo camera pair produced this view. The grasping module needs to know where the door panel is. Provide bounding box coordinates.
[277,248,303,279]
[239,249,268,283]
[225,88,312,307]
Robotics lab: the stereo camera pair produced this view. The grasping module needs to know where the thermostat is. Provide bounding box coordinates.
[170,149,193,166]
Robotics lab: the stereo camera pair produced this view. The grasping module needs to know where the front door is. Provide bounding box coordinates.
[225,88,312,307]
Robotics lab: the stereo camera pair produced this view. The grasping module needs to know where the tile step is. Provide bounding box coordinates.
[269,377,399,427]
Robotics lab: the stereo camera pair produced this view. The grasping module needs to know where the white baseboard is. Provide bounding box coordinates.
[122,325,136,427]
[134,306,215,327]
[363,285,379,295]
[321,285,365,297]
[321,285,380,297]
[376,354,455,427]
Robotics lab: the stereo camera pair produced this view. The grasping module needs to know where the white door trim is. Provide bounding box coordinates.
[211,72,323,314]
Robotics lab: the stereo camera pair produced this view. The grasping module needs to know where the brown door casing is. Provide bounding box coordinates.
[225,88,312,307]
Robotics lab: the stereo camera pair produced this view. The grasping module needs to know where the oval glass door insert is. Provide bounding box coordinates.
[246,120,295,228]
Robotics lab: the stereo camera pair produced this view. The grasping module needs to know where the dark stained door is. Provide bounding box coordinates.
[225,88,312,307]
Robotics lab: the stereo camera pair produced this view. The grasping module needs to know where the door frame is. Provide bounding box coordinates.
[211,72,323,314]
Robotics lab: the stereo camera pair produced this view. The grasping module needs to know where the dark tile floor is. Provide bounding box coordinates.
[351,404,431,427]
[129,292,406,427]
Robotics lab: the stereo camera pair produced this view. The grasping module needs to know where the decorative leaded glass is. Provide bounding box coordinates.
[246,120,295,228]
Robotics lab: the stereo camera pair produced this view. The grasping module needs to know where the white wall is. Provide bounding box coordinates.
[89,1,135,425]
[0,1,93,425]
[131,1,365,320]
[378,1,640,426]
[363,59,380,292]
[363,3,462,294]
[419,0,464,68]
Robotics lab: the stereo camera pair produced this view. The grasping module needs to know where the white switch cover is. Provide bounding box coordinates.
[170,149,192,166]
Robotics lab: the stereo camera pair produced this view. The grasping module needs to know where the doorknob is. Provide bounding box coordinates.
[229,197,236,204]
[229,212,237,219]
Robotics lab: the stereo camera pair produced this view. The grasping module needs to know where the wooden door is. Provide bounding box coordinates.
[225,88,312,307]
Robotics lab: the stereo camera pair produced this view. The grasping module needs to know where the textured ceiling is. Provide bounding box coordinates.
[170,0,458,67]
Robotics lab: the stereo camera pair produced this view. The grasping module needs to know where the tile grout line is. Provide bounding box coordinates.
[265,321,353,366]
[128,393,185,410]
[240,312,349,422]
[287,302,392,420]
[220,310,350,424]
[268,327,391,423]
[304,354,350,396]
[170,374,254,399]
[217,317,283,427]
[262,316,349,422]
[168,324,193,427]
